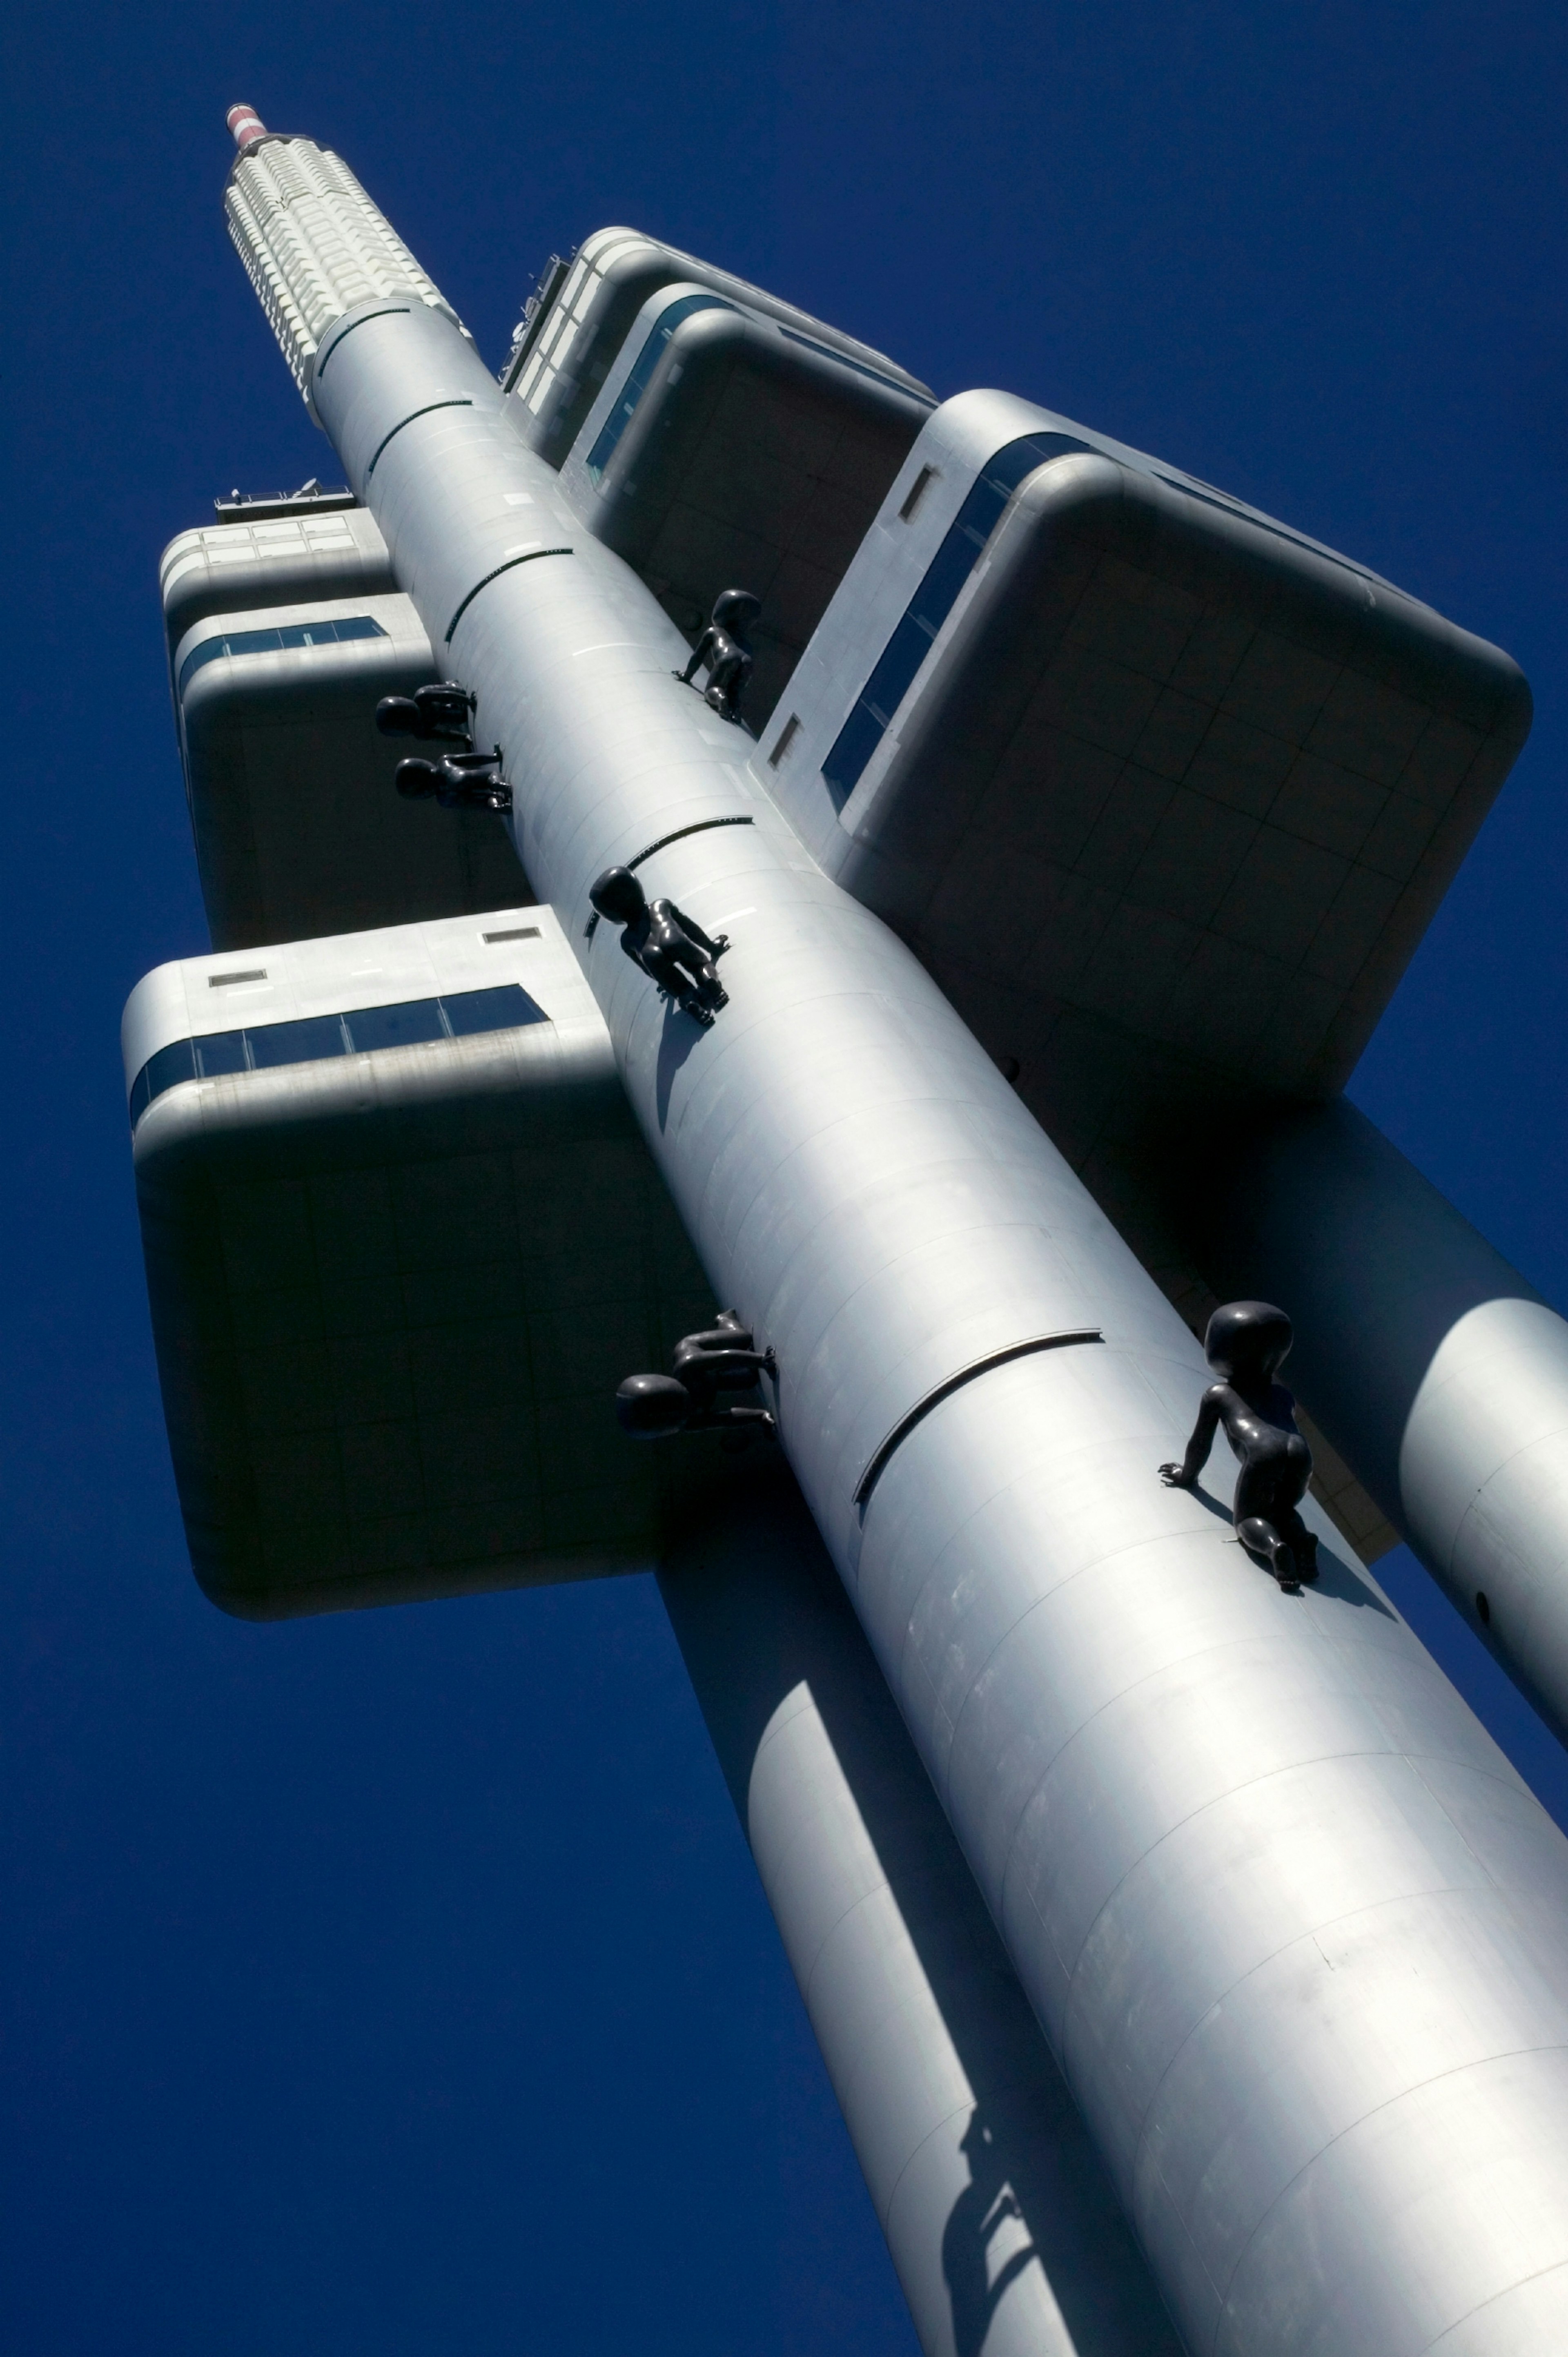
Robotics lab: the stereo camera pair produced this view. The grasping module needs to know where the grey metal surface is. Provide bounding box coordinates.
[1181,1093,1568,1746]
[504,223,930,464]
[189,135,1568,2347]
[661,1466,1184,2357]
[293,288,1568,2353]
[126,910,717,1617]
[172,586,527,945]
[559,281,931,726]
[760,389,1529,1129]
[224,127,467,410]
[742,383,1528,1589]
[161,499,395,659]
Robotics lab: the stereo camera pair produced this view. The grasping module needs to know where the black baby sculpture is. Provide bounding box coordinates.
[675,589,761,724]
[393,750,512,812]
[617,1313,777,1441]
[376,680,512,812]
[1159,1300,1319,1590]
[588,865,729,1026]
[375,681,476,746]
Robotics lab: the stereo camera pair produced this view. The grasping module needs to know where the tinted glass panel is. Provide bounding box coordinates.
[822,432,1098,807]
[130,984,551,1124]
[439,983,548,1037]
[584,295,735,486]
[244,1013,350,1068]
[177,615,388,700]
[823,700,887,792]
[131,1039,195,1125]
[344,999,448,1053]
[194,1030,248,1078]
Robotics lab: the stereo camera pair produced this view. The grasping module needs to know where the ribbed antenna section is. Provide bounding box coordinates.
[223,116,465,403]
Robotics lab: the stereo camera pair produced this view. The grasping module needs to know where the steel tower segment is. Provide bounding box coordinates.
[123,901,1182,2344]
[222,114,1568,2352]
[1185,1096,1568,1750]
[224,121,465,413]
[661,1469,1184,2357]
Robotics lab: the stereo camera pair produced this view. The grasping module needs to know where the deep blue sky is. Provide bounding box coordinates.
[2,2,1567,2349]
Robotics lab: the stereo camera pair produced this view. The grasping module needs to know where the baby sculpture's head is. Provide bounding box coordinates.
[1204,1299,1293,1384]
[589,865,647,924]
[710,588,762,641]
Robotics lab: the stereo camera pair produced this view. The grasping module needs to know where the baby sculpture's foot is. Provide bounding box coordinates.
[679,993,716,1028]
[1298,1534,1320,1583]
[1270,1539,1301,1591]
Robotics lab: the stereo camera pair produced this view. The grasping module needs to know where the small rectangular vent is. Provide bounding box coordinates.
[482,926,541,943]
[768,716,801,769]
[209,969,267,987]
[899,465,936,521]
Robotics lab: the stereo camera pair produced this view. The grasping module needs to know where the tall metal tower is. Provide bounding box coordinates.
[125,103,1568,2353]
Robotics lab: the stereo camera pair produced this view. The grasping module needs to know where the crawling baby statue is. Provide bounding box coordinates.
[674,589,761,724]
[1160,1299,1318,1590]
[616,1312,776,1441]
[588,865,729,1025]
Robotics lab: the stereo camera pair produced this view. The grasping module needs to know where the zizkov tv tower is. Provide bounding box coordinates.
[125,103,1568,2353]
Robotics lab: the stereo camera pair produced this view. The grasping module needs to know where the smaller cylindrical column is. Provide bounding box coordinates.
[1190,1095,1568,1744]
[659,1467,1180,2357]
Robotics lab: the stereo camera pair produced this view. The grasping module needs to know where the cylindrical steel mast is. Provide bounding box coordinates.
[1188,1095,1568,1749]
[660,1467,1183,2357]
[223,109,1568,2354]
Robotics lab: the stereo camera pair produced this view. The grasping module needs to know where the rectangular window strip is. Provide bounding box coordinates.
[176,614,388,700]
[820,431,1098,808]
[128,983,547,1128]
[584,293,736,486]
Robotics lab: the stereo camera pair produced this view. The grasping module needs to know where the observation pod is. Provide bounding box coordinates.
[120,100,1568,2355]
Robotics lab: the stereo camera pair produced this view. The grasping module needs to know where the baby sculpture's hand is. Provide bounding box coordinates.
[1159,1462,1192,1487]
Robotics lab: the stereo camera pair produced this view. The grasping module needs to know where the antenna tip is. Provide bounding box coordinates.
[227,105,268,151]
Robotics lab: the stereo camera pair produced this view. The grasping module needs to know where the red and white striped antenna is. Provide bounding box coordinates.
[226,104,268,152]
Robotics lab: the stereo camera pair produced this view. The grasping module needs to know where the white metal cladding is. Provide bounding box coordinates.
[297,291,1568,2354]
[224,137,462,401]
[659,1472,1183,2357]
[559,277,738,489]
[121,906,573,1084]
[123,911,722,1622]
[504,221,932,465]
[159,504,394,666]
[169,590,424,713]
[167,587,528,954]
[223,167,1568,2349]
[1192,1097,1568,1752]
[761,384,1404,863]
[1402,1297,1568,1708]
